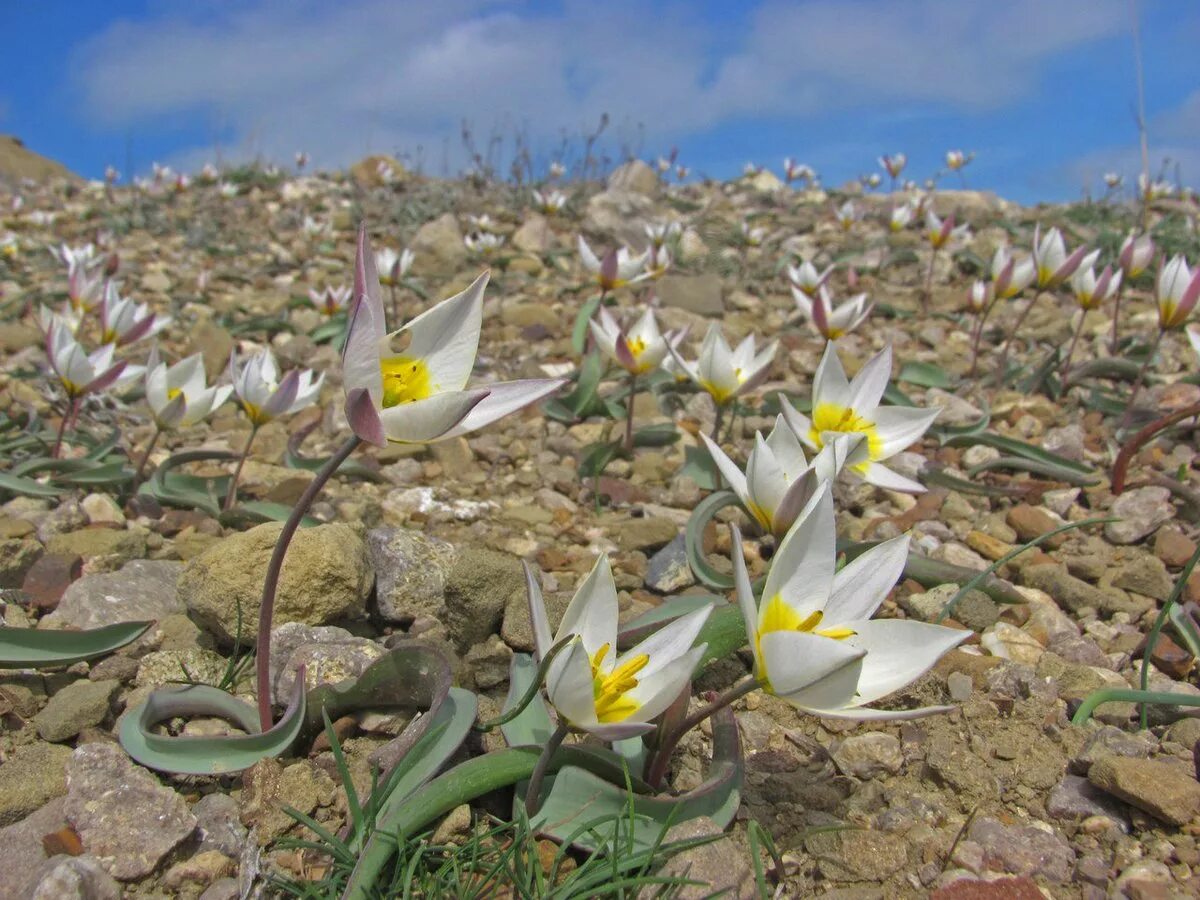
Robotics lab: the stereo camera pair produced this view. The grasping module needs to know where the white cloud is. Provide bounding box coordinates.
[72,0,1131,174]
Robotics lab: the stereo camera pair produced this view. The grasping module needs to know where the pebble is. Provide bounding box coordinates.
[1088,756,1200,825]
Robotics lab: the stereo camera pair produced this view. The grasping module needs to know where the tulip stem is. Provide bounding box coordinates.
[997,290,1044,375]
[1108,283,1126,354]
[922,246,939,312]
[524,720,570,817]
[255,434,361,731]
[1059,313,1087,385]
[711,402,724,442]
[51,396,79,459]
[223,424,259,512]
[623,372,637,453]
[968,302,994,378]
[1121,328,1165,429]
[644,675,758,790]
[388,284,400,327]
[130,425,161,493]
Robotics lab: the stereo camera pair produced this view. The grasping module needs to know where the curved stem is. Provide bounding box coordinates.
[922,246,938,311]
[1121,328,1165,428]
[51,395,78,459]
[1072,688,1200,726]
[1108,283,1126,354]
[255,434,361,730]
[969,302,995,378]
[1138,542,1200,729]
[623,372,637,453]
[645,674,758,789]
[524,720,570,817]
[1059,312,1087,384]
[223,424,259,512]
[1111,398,1200,494]
[130,424,161,492]
[998,290,1044,374]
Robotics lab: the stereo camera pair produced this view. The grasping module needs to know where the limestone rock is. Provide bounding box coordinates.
[42,559,183,629]
[367,527,456,624]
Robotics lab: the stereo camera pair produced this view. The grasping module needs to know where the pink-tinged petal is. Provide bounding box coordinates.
[378,389,489,443]
[1177,267,1200,322]
[345,387,387,447]
[614,335,637,371]
[770,469,819,537]
[812,342,851,408]
[83,361,128,395]
[524,561,554,661]
[437,378,565,440]
[260,369,301,420]
[826,535,909,624]
[156,393,188,430]
[545,639,600,729]
[599,248,620,287]
[795,702,959,721]
[343,225,387,404]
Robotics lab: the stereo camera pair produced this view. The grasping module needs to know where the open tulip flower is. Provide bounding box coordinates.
[669,321,777,408]
[145,351,232,431]
[464,232,505,255]
[577,235,649,292]
[741,221,767,247]
[67,265,105,314]
[1070,265,1121,312]
[701,418,862,538]
[1155,255,1200,330]
[780,343,938,493]
[834,201,860,231]
[343,227,564,446]
[990,245,1036,299]
[375,247,414,288]
[889,203,915,232]
[1119,233,1155,278]
[945,150,970,171]
[786,260,833,300]
[46,322,127,401]
[645,221,681,251]
[532,189,566,214]
[39,303,82,338]
[1032,225,1096,290]
[306,284,352,317]
[731,485,969,718]
[526,556,712,740]
[924,211,969,250]
[967,280,992,315]
[589,306,668,375]
[98,283,170,347]
[879,153,907,180]
[230,348,323,427]
[793,285,872,341]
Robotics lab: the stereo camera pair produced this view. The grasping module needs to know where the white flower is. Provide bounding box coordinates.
[464,232,505,254]
[526,556,712,741]
[945,150,970,170]
[375,247,414,286]
[786,261,833,299]
[577,236,649,291]
[98,283,171,346]
[1032,225,1095,289]
[731,485,969,718]
[645,221,681,250]
[218,181,239,198]
[967,280,992,314]
[1070,265,1121,312]
[467,213,500,233]
[307,285,352,317]
[702,418,862,538]
[342,227,564,445]
[38,304,81,338]
[780,344,938,493]
[145,351,232,430]
[0,232,17,258]
[1118,232,1155,278]
[792,285,873,340]
[990,245,1036,299]
[46,324,127,399]
[1156,255,1200,330]
[889,203,915,232]
[588,306,668,375]
[834,201,860,231]
[668,322,777,406]
[879,153,907,178]
[1103,172,1123,189]
[230,348,324,426]
[548,161,566,179]
[925,210,970,249]
[864,173,882,189]
[741,221,767,246]
[532,189,566,214]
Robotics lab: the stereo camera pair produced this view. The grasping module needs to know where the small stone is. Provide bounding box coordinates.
[806,827,909,882]
[240,758,335,842]
[193,793,247,858]
[1154,528,1197,567]
[1146,631,1193,679]
[966,816,1076,883]
[366,527,456,625]
[831,733,904,778]
[1088,756,1200,825]
[33,679,119,742]
[645,534,695,592]
[980,621,1044,665]
[1073,725,1156,771]
[646,817,755,899]
[42,559,183,629]
[65,743,197,879]
[430,804,473,846]
[79,493,124,526]
[0,797,69,900]
[464,635,513,690]
[615,516,679,553]
[0,743,74,826]
[45,527,146,572]
[135,649,228,688]
[30,855,121,900]
[1046,775,1129,829]
[21,554,82,612]
[1022,564,1138,616]
[947,671,973,701]
[931,877,1044,900]
[0,538,43,588]
[655,274,724,317]
[1005,504,1065,547]
[1109,552,1173,601]
[162,850,235,891]
[443,547,524,652]
[1106,487,1175,545]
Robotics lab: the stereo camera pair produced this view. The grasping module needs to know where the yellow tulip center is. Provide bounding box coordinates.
[699,367,743,405]
[590,643,647,723]
[380,356,432,408]
[809,402,881,470]
[166,387,183,401]
[756,595,856,693]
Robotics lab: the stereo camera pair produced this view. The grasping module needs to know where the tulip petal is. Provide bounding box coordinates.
[699,433,751,512]
[619,605,711,681]
[826,535,909,624]
[555,555,618,656]
[345,387,387,446]
[546,640,600,728]
[778,397,819,451]
[764,415,810,477]
[622,644,707,722]
[848,345,892,412]
[378,389,489,443]
[438,378,565,440]
[871,406,940,459]
[760,484,836,621]
[794,702,960,721]
[860,461,926,493]
[812,342,851,408]
[344,226,387,404]
[837,619,970,707]
[759,630,864,699]
[402,271,487,393]
[730,524,761,677]
[524,561,554,660]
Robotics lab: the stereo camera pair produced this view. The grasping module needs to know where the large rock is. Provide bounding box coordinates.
[0,743,73,826]
[511,213,554,254]
[1106,487,1174,544]
[366,527,457,624]
[656,274,724,317]
[410,213,466,275]
[45,527,146,572]
[1088,756,1200,825]
[0,135,79,182]
[65,743,197,880]
[584,190,656,247]
[349,154,406,187]
[0,798,69,900]
[42,559,184,630]
[444,547,524,651]
[606,159,660,196]
[33,679,119,742]
[178,522,372,646]
[30,856,121,900]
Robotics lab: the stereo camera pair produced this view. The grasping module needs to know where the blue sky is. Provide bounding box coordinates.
[3,0,1198,203]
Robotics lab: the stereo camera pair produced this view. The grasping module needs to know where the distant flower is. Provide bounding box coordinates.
[834,200,860,231]
[731,485,969,718]
[464,232,506,255]
[879,153,907,179]
[945,150,971,171]
[645,221,681,250]
[307,284,352,317]
[1103,172,1123,189]
[145,351,232,430]
[577,236,649,291]
[1139,173,1174,201]
[864,173,882,189]
[1032,225,1095,289]
[786,260,833,300]
[889,203,915,232]
[67,266,105,314]
[302,216,331,238]
[743,162,761,177]
[376,161,397,184]
[341,227,565,445]
[656,156,673,173]
[548,161,566,179]
[702,418,861,538]
[152,162,171,183]
[230,348,324,426]
[200,163,219,182]
[98,283,171,346]
[46,323,127,400]
[467,213,500,233]
[375,247,415,287]
[295,151,309,170]
[533,189,566,214]
[1156,255,1200,330]
[104,166,120,184]
[1070,265,1121,311]
[1118,232,1155,278]
[675,164,690,181]
[793,285,873,340]
[38,304,81,338]
[924,210,969,249]
[781,344,938,493]
[526,556,712,741]
[783,158,813,183]
[1,232,18,258]
[741,221,767,247]
[668,322,777,406]
[967,280,992,314]
[52,243,98,274]
[174,173,191,193]
[218,181,239,198]
[589,307,668,375]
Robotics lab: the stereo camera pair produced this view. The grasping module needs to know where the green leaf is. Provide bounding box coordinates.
[882,383,916,407]
[632,422,679,447]
[897,361,953,389]
[118,678,306,775]
[142,450,236,516]
[219,501,319,529]
[684,490,740,589]
[932,403,991,443]
[966,456,1100,486]
[579,440,621,480]
[677,444,720,491]
[944,432,1096,477]
[572,295,603,356]
[284,423,384,482]
[690,603,749,669]
[56,462,133,486]
[0,470,65,498]
[499,653,553,748]
[569,352,605,416]
[0,621,153,669]
[922,468,1020,497]
[617,594,726,648]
